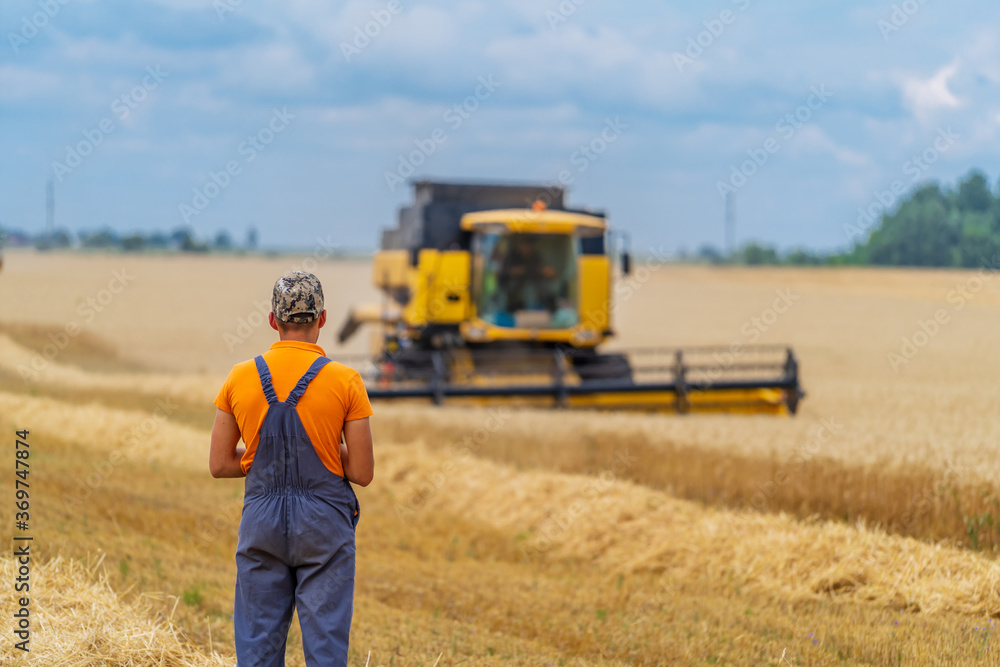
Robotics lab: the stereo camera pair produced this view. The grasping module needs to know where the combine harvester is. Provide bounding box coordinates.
[338,180,804,415]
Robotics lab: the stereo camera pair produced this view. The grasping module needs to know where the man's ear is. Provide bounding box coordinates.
[317,310,327,329]
[268,312,279,332]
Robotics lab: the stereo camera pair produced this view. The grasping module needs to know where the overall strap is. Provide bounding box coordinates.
[285,357,331,407]
[254,356,278,405]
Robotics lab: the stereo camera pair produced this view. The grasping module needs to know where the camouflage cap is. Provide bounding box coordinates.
[272,271,324,323]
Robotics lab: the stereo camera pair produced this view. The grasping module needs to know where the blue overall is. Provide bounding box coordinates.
[234,355,361,667]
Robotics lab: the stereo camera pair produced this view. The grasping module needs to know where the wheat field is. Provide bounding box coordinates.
[4,249,1000,664]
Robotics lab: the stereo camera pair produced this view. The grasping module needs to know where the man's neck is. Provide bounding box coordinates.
[278,334,320,345]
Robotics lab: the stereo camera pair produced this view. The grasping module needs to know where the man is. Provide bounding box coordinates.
[210,271,374,667]
[499,235,558,312]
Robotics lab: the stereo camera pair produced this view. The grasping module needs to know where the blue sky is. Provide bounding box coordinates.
[2,0,999,254]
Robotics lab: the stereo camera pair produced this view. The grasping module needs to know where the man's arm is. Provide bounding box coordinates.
[340,417,374,487]
[209,408,246,478]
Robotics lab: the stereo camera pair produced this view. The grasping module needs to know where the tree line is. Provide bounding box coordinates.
[0,226,258,253]
[691,171,1000,268]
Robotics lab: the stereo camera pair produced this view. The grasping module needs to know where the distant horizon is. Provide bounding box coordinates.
[4,168,994,255]
[6,245,998,275]
[5,167,994,258]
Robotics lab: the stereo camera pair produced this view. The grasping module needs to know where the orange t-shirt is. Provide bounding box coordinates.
[214,340,373,476]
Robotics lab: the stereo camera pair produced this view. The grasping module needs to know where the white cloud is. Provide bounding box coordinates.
[484,25,699,112]
[899,61,962,122]
[218,42,315,93]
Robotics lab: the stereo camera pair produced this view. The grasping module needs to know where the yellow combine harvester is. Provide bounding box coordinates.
[338,180,804,414]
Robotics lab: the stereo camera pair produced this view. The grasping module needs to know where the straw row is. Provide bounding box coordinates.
[379,440,1000,616]
[0,555,232,666]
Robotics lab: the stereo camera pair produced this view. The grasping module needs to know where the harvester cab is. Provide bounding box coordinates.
[337,180,804,414]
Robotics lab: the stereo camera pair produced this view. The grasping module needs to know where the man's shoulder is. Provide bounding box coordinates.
[317,359,363,384]
[225,357,263,384]
[233,356,261,373]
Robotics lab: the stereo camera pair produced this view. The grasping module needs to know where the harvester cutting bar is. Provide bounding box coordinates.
[636,363,794,373]
[336,345,804,415]
[363,376,797,397]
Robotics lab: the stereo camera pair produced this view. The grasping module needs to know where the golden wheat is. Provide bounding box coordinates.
[378,441,1000,616]
[0,334,221,404]
[0,391,209,472]
[11,380,1000,619]
[7,251,1000,483]
[0,555,232,666]
[8,252,1000,663]
[3,390,998,664]
[0,250,379,373]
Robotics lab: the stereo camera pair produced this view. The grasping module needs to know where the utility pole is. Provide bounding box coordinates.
[724,191,735,258]
[46,178,54,235]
